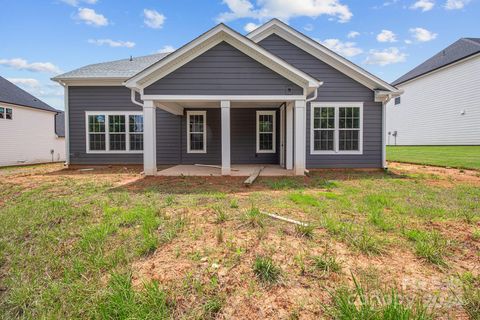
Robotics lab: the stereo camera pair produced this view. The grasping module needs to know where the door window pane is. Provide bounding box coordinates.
[257,111,275,152]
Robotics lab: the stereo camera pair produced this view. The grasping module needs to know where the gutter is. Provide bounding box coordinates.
[131,89,143,107]
[306,81,323,102]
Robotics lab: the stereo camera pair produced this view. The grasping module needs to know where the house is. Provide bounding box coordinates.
[52,19,400,176]
[0,76,65,167]
[387,38,480,146]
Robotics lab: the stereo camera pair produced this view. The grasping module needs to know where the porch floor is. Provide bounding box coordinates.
[156,164,293,177]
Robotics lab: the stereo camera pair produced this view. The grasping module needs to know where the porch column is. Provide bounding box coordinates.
[285,102,294,170]
[221,100,231,175]
[143,100,157,176]
[294,99,306,175]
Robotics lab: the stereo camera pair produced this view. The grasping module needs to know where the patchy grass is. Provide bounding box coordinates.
[404,229,449,265]
[458,272,480,319]
[387,145,480,170]
[0,163,478,318]
[253,256,281,284]
[325,276,434,319]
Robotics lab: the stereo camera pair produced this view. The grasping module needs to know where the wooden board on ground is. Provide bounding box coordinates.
[244,166,264,186]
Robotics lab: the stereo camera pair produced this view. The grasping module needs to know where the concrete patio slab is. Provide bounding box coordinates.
[156,164,293,177]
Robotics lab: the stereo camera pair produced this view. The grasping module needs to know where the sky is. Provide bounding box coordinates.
[0,0,478,110]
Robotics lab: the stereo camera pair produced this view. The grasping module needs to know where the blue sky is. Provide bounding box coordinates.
[0,0,478,110]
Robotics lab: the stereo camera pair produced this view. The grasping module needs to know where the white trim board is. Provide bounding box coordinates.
[125,24,321,93]
[186,110,207,154]
[309,102,364,155]
[248,19,399,93]
[141,95,306,102]
[85,111,144,154]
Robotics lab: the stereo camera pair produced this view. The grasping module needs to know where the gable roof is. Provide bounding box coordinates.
[52,53,171,81]
[392,38,480,86]
[248,19,400,93]
[124,23,322,93]
[0,76,58,112]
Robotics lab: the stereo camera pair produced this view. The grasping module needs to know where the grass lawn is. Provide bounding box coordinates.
[0,164,479,319]
[387,146,480,170]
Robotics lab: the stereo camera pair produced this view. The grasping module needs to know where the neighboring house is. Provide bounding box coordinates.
[0,76,65,167]
[52,19,400,176]
[387,38,480,145]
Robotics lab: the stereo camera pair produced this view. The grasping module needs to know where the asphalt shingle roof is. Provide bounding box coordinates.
[392,38,480,86]
[0,76,58,112]
[52,53,171,80]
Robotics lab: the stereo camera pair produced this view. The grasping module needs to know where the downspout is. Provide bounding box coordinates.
[381,93,393,170]
[58,80,70,166]
[306,81,323,102]
[131,89,144,107]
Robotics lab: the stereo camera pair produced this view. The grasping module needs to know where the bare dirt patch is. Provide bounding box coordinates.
[389,162,480,186]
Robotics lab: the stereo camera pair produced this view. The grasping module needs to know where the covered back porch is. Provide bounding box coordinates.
[141,96,308,176]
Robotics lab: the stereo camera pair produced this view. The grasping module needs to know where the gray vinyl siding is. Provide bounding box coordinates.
[144,41,303,96]
[157,108,279,165]
[231,108,279,164]
[259,34,383,168]
[68,86,143,165]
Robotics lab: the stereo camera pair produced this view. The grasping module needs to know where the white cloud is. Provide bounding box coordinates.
[304,24,314,31]
[244,22,259,32]
[409,27,437,42]
[364,47,406,66]
[60,0,98,7]
[410,0,435,11]
[217,0,353,23]
[405,39,413,44]
[88,39,135,48]
[376,29,397,42]
[444,0,470,9]
[6,78,41,88]
[347,31,360,38]
[0,58,62,74]
[157,45,175,53]
[319,38,363,57]
[77,7,108,26]
[143,9,165,29]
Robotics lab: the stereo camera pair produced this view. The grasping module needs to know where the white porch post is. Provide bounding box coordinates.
[285,102,294,170]
[143,100,157,176]
[221,100,231,175]
[294,99,306,175]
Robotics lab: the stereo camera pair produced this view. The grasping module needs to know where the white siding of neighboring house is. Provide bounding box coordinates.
[386,54,480,145]
[0,103,65,166]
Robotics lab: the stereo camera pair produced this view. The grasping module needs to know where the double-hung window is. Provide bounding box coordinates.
[256,110,276,153]
[1,107,12,120]
[187,111,207,153]
[311,102,363,154]
[86,112,143,153]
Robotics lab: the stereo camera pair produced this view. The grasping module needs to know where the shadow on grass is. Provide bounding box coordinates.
[106,169,405,195]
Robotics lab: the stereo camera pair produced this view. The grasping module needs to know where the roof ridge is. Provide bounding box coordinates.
[462,37,480,46]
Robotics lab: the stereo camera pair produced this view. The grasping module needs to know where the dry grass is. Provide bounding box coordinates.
[0,163,478,319]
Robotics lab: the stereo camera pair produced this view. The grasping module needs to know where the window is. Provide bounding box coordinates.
[256,110,276,153]
[311,103,363,155]
[394,97,401,105]
[187,111,206,153]
[5,108,12,120]
[0,107,4,119]
[86,112,143,153]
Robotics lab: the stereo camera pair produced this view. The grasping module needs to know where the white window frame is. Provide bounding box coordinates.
[5,107,12,120]
[85,111,143,154]
[186,110,207,154]
[310,102,363,155]
[256,110,276,154]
